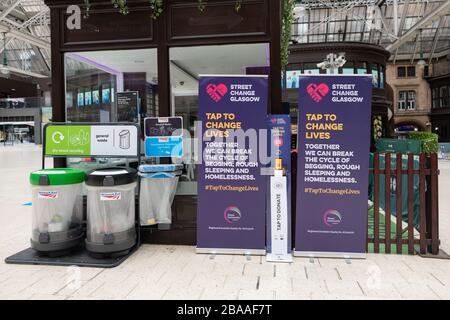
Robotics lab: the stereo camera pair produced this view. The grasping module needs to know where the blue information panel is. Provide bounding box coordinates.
[143,116,183,158]
[145,137,183,157]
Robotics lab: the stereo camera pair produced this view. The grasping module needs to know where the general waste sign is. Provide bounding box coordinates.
[44,124,139,157]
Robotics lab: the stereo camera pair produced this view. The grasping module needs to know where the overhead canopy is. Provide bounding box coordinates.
[0,0,50,79]
[294,0,450,63]
[1,0,449,81]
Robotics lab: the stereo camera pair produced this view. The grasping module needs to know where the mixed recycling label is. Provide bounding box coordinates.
[45,125,138,157]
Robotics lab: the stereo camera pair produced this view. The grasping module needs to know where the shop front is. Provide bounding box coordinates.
[427,74,450,142]
[44,0,282,245]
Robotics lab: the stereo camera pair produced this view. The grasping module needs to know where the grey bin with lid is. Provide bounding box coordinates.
[29,168,86,256]
[85,167,138,257]
[139,164,183,229]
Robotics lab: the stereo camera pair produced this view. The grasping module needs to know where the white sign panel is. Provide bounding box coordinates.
[267,174,293,263]
[90,125,138,156]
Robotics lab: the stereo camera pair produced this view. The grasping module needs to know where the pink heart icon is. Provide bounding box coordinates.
[307,83,329,102]
[207,83,228,102]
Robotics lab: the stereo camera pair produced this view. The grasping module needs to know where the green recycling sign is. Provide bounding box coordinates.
[45,125,91,156]
[44,124,139,157]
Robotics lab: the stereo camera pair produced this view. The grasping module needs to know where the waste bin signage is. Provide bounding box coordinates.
[144,117,183,158]
[44,123,139,157]
[295,75,372,258]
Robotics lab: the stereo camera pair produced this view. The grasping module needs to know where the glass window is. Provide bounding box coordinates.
[440,86,449,107]
[286,69,301,89]
[380,66,385,89]
[64,48,158,123]
[64,48,158,170]
[432,87,439,109]
[407,66,416,77]
[398,91,406,110]
[424,65,430,77]
[397,66,406,77]
[341,61,354,75]
[169,43,269,196]
[372,64,380,88]
[407,91,416,110]
[303,63,320,75]
[356,62,368,75]
[398,90,416,110]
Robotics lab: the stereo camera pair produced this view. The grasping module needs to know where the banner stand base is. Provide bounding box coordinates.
[294,251,366,260]
[266,253,293,263]
[196,248,265,256]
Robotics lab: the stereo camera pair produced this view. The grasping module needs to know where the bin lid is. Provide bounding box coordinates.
[139,164,183,173]
[86,167,137,186]
[30,168,86,186]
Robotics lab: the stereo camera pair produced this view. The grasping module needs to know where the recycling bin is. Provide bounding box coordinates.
[85,167,137,257]
[30,168,86,255]
[139,164,183,227]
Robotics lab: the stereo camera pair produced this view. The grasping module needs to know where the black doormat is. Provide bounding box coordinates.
[4,244,137,268]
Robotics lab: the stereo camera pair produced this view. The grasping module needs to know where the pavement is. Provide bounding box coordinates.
[0,143,449,300]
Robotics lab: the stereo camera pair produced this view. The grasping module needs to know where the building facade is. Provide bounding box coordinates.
[386,62,432,134]
[426,58,450,142]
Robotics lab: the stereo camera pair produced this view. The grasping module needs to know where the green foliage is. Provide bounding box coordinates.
[198,0,207,12]
[235,0,243,12]
[197,1,243,13]
[85,0,162,19]
[281,0,295,71]
[83,0,91,18]
[407,132,439,154]
[149,0,163,19]
[373,116,383,141]
[112,0,129,15]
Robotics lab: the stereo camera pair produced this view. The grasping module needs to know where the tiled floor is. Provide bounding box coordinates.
[0,144,449,300]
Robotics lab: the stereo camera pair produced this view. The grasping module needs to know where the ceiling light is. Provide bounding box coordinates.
[417,29,426,67]
[0,65,9,78]
[417,59,426,66]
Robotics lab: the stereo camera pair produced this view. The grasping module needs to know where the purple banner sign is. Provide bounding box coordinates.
[295,75,372,257]
[197,75,268,254]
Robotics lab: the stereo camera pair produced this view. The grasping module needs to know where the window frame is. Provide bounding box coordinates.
[398,90,416,111]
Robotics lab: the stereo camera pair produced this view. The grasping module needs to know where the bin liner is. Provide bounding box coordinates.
[31,184,83,234]
[85,183,136,237]
[139,164,182,226]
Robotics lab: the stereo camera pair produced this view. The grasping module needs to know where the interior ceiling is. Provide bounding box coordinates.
[295,0,450,62]
[1,1,450,81]
[0,0,50,78]
[75,49,159,82]
[75,43,269,95]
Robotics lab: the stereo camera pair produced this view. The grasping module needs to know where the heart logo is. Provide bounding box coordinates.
[274,138,283,147]
[207,83,228,102]
[307,83,329,102]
